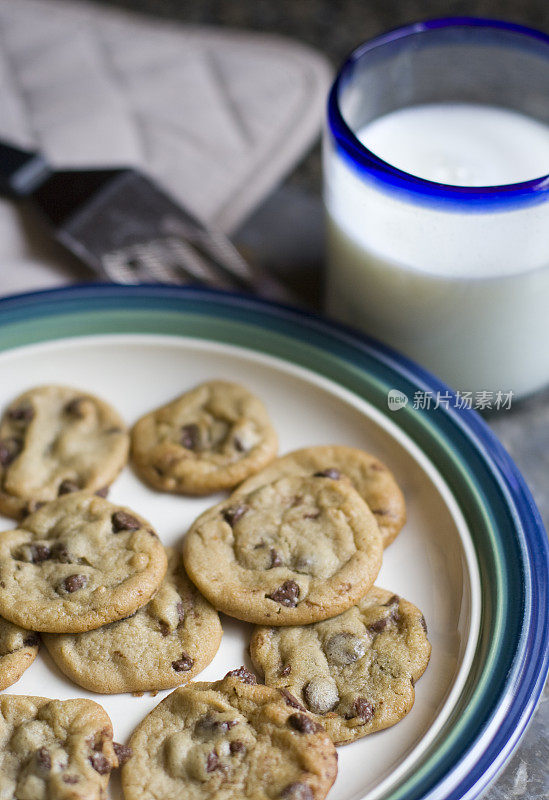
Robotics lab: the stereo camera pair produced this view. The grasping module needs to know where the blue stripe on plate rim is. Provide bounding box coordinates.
[0,283,546,800]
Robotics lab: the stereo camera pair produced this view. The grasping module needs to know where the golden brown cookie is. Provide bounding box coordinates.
[0,492,168,633]
[0,385,129,519]
[235,445,406,547]
[183,473,383,625]
[130,380,278,495]
[121,668,338,800]
[0,695,119,798]
[0,617,39,690]
[250,587,431,745]
[43,548,222,693]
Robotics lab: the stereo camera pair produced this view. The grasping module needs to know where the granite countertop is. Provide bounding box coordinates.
[77,1,549,797]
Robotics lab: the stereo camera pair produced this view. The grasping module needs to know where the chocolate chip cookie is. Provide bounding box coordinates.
[0,385,129,519]
[183,474,383,625]
[0,492,168,633]
[250,587,431,745]
[130,380,278,495]
[43,548,222,693]
[0,617,39,690]
[235,446,406,547]
[0,695,119,799]
[121,668,338,800]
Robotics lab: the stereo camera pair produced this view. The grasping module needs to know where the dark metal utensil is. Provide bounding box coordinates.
[0,140,299,303]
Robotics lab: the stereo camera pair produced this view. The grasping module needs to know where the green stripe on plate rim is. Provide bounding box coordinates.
[0,288,531,800]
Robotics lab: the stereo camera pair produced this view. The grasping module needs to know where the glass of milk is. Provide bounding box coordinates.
[324,18,549,397]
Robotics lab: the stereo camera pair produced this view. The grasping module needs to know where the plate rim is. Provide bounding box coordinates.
[0,283,547,800]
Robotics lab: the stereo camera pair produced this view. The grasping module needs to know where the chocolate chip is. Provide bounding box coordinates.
[288,713,316,734]
[384,594,400,606]
[89,753,112,775]
[230,740,245,755]
[303,678,339,714]
[24,634,40,647]
[324,632,366,666]
[112,511,141,532]
[30,543,51,563]
[225,666,257,684]
[420,615,428,635]
[267,580,300,607]
[50,543,72,563]
[65,398,86,417]
[63,574,88,593]
[279,689,305,710]
[368,617,389,634]
[62,776,79,784]
[219,719,238,733]
[206,751,218,772]
[313,468,341,479]
[24,500,46,515]
[345,698,374,722]
[92,734,106,751]
[58,479,80,495]
[194,715,218,738]
[269,549,283,568]
[176,601,185,623]
[233,436,247,453]
[36,747,51,771]
[172,653,194,672]
[223,504,248,527]
[195,716,237,738]
[95,486,109,498]
[113,742,133,766]
[8,404,34,422]
[280,664,291,677]
[159,622,170,637]
[181,423,200,450]
[0,437,22,467]
[282,782,314,800]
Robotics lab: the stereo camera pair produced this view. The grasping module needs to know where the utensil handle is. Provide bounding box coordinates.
[0,141,51,198]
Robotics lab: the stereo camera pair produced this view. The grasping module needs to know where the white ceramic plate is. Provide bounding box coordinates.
[0,334,480,800]
[0,285,546,800]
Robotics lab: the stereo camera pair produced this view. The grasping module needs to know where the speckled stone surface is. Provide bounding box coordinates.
[91,0,549,67]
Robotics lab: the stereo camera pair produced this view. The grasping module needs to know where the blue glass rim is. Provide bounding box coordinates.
[327,17,549,210]
[0,282,547,800]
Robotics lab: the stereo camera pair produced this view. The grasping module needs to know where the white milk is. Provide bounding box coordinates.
[324,103,549,396]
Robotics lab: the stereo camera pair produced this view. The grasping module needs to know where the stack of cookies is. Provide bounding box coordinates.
[0,379,430,800]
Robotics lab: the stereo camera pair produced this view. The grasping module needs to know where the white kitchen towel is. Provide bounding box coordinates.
[0,0,331,295]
